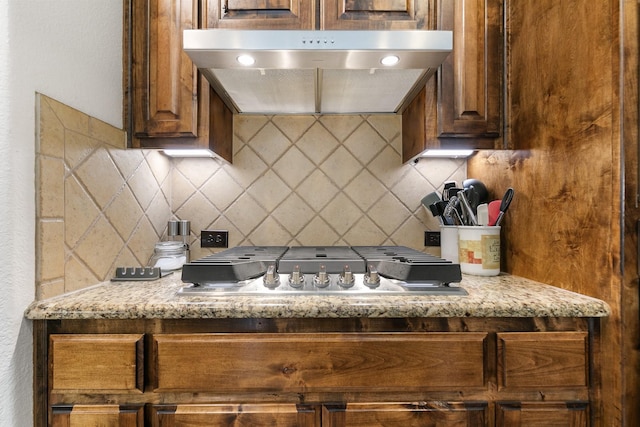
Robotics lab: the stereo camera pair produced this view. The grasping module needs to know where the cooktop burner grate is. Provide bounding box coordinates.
[180,245,462,291]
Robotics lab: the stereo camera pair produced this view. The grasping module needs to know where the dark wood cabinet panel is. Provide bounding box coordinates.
[50,334,143,393]
[51,405,143,427]
[322,0,435,30]
[151,403,318,426]
[497,402,589,427]
[205,0,315,28]
[402,0,502,161]
[323,402,487,427]
[126,0,233,160]
[130,0,199,138]
[498,332,588,390]
[153,332,487,392]
[437,0,501,139]
[34,317,599,427]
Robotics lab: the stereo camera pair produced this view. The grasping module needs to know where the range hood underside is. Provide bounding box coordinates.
[203,67,437,115]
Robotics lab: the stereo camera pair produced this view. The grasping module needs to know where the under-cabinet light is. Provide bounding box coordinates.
[163,149,215,158]
[421,149,475,158]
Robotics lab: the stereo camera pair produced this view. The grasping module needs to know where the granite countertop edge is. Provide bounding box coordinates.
[24,273,611,320]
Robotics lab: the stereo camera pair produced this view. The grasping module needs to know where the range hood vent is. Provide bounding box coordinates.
[183,30,452,115]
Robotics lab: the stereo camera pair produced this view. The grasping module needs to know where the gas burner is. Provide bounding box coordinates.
[178,246,465,296]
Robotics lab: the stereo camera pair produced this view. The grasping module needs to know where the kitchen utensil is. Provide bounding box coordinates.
[442,181,457,200]
[463,179,489,204]
[457,189,478,226]
[432,201,454,225]
[446,187,463,200]
[488,200,501,226]
[494,188,514,226]
[421,192,441,210]
[443,196,463,225]
[422,192,444,223]
[476,203,489,226]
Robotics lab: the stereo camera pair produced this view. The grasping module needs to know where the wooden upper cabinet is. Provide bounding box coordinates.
[127,0,233,161]
[322,0,435,30]
[205,0,315,28]
[402,0,502,161]
[437,0,501,139]
[205,0,431,30]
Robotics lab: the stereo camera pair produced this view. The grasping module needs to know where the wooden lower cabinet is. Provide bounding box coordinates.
[35,318,600,426]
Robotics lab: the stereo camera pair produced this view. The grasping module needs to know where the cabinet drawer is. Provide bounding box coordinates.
[497,402,589,426]
[323,402,487,427]
[51,404,143,426]
[497,332,588,389]
[50,334,143,393]
[153,332,487,392]
[151,404,318,427]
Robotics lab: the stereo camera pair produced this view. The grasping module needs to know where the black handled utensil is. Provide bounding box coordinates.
[494,188,514,226]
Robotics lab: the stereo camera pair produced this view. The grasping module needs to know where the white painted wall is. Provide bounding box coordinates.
[0,1,122,424]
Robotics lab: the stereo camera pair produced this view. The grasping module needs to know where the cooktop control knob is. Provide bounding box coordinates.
[313,265,330,288]
[338,265,355,288]
[363,265,381,289]
[288,265,304,288]
[263,264,280,289]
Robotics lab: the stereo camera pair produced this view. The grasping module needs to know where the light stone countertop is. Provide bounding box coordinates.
[24,273,610,320]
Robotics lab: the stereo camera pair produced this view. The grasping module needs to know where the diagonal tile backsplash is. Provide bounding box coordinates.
[36,95,466,299]
[175,115,467,260]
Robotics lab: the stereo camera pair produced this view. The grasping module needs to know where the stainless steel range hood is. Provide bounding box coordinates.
[183,30,452,115]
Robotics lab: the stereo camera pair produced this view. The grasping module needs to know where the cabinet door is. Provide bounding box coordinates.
[321,0,435,30]
[322,402,487,427]
[49,334,144,393]
[128,0,233,160]
[402,0,502,161]
[206,0,315,29]
[497,332,588,391]
[497,402,589,427]
[131,0,200,139]
[436,0,502,140]
[51,405,143,427]
[151,403,318,426]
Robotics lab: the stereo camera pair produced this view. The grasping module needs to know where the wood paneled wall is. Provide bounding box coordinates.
[468,0,639,424]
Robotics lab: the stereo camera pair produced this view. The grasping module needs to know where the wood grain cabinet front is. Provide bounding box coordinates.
[151,403,319,426]
[497,332,588,390]
[49,334,144,394]
[496,402,589,427]
[33,318,600,427]
[50,404,144,427]
[126,0,233,160]
[322,402,487,427]
[152,332,488,392]
[402,0,503,161]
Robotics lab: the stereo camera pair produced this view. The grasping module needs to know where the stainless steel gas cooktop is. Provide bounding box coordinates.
[177,246,465,296]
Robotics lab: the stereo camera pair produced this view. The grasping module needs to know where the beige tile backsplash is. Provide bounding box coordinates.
[35,95,466,299]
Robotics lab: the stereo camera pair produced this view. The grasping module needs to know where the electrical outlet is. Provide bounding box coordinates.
[424,231,441,247]
[201,230,228,248]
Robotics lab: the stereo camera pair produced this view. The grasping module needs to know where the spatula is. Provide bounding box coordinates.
[488,200,501,226]
[477,203,489,225]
